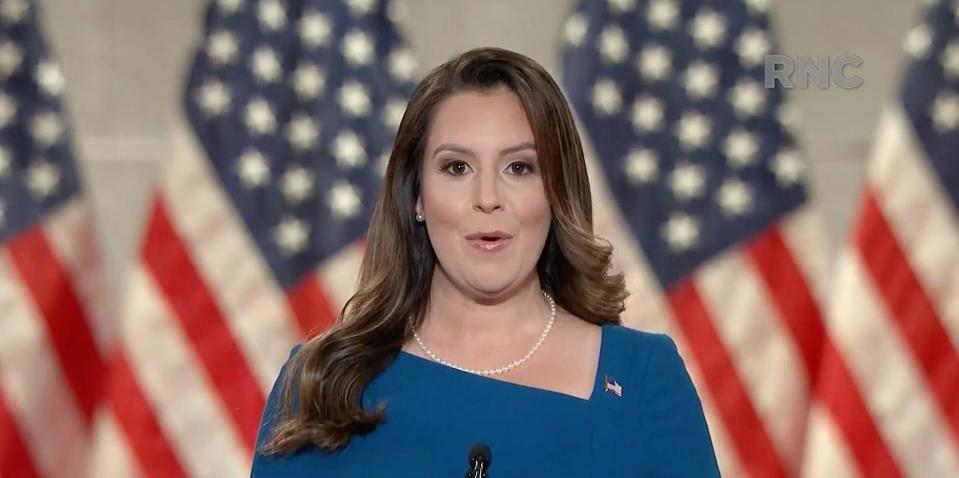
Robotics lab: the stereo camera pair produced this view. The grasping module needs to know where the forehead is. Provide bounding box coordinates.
[426,88,534,149]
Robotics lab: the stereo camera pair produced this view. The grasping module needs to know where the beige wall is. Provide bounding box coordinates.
[41,0,922,308]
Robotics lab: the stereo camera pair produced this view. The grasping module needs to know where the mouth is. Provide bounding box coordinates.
[465,233,513,253]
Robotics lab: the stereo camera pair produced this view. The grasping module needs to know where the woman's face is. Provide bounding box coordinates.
[417,87,552,299]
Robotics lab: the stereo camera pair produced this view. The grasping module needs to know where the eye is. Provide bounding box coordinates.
[441,159,471,176]
[508,160,536,175]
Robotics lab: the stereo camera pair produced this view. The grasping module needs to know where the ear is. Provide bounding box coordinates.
[415,196,422,215]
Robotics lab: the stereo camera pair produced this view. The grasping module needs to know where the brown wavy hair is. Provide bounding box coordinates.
[260,46,628,455]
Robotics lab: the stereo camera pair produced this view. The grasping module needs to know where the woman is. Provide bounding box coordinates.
[252,47,720,477]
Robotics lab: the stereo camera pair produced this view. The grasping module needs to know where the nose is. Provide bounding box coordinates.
[472,165,503,214]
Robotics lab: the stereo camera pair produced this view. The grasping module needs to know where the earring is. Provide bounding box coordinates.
[415,212,424,222]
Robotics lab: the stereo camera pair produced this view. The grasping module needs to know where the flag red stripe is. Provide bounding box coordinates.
[747,227,901,476]
[287,274,336,339]
[0,389,40,478]
[108,354,188,478]
[816,340,904,477]
[7,227,103,424]
[668,279,788,478]
[142,199,265,449]
[856,189,959,449]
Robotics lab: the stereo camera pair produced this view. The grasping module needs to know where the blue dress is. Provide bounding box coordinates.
[251,323,721,477]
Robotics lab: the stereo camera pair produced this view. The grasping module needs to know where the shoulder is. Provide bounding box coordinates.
[602,323,679,375]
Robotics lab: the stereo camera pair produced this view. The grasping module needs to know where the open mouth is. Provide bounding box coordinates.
[466,236,511,252]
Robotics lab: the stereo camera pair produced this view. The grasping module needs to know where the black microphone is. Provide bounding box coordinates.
[465,443,492,478]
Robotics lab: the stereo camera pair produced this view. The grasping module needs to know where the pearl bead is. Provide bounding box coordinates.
[409,290,557,376]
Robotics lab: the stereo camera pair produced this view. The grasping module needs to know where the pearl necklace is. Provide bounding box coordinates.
[409,289,557,376]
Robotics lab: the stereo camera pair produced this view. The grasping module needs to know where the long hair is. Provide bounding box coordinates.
[260,46,628,455]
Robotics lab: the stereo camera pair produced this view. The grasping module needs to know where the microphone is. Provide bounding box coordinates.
[465,443,492,478]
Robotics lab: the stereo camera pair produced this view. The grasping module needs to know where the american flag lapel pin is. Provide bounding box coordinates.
[604,375,622,397]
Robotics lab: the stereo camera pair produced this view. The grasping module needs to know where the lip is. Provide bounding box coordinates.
[465,230,513,240]
[466,236,512,253]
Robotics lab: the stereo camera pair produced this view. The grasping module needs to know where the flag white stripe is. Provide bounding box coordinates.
[159,124,301,392]
[869,106,959,350]
[696,250,808,470]
[315,240,365,314]
[0,252,88,478]
[779,206,834,306]
[87,414,139,478]
[42,198,114,351]
[829,251,959,477]
[122,265,250,478]
[800,403,859,478]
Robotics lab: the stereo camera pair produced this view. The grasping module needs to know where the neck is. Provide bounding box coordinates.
[417,269,550,351]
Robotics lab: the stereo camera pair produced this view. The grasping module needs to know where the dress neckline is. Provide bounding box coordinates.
[395,322,611,403]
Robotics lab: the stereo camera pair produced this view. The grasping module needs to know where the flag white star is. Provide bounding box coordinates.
[206,30,238,66]
[669,163,706,200]
[737,28,771,66]
[599,25,630,63]
[0,42,22,77]
[624,148,659,184]
[662,213,700,252]
[342,30,374,67]
[339,81,371,117]
[329,181,362,219]
[0,146,10,177]
[0,0,28,25]
[904,24,933,59]
[26,161,60,198]
[298,10,332,48]
[778,103,801,129]
[724,129,759,168]
[251,46,282,83]
[389,48,418,83]
[195,80,231,117]
[931,92,959,132]
[334,130,366,168]
[607,0,637,14]
[383,98,407,131]
[717,179,753,216]
[347,0,377,16]
[745,0,773,13]
[943,41,959,79]
[676,112,712,150]
[771,149,804,185]
[244,98,276,135]
[217,0,244,14]
[637,44,672,81]
[30,111,63,148]
[376,152,390,178]
[591,78,622,116]
[630,95,664,132]
[684,61,718,99]
[564,13,589,47]
[258,0,286,31]
[0,94,16,128]
[237,149,271,188]
[730,80,766,117]
[36,62,64,96]
[281,165,314,204]
[690,9,727,49]
[293,63,326,99]
[647,0,679,30]
[273,216,309,255]
[287,113,320,152]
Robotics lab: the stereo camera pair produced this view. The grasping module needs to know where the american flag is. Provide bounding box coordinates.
[86,0,416,475]
[0,0,109,477]
[802,3,959,477]
[561,0,869,476]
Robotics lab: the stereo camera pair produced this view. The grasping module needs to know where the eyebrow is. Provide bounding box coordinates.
[432,141,536,158]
